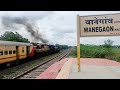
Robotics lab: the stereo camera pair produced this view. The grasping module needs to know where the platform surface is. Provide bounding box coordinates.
[36,58,120,79]
[56,58,120,79]
[69,64,120,79]
[36,58,68,79]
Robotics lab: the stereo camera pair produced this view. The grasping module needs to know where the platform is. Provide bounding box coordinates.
[36,58,120,79]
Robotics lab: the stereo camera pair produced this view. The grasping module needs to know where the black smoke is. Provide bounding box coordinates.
[1,16,48,43]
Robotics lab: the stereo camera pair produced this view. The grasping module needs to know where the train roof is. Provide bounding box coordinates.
[0,40,33,46]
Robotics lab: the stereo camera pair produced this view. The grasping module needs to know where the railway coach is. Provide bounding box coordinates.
[0,40,34,66]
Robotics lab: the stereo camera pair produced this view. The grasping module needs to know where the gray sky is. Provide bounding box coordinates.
[0,11,120,46]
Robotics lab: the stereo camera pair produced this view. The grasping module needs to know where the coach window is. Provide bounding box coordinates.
[22,47,24,53]
[22,49,24,53]
[0,51,3,56]
[22,50,24,53]
[4,51,8,55]
[13,50,16,54]
[9,51,12,54]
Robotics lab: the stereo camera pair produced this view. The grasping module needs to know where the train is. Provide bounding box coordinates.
[0,40,60,66]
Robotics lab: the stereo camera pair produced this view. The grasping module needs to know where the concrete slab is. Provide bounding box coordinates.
[69,64,120,79]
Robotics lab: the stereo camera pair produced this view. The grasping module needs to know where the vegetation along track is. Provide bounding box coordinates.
[0,49,71,79]
[13,49,71,79]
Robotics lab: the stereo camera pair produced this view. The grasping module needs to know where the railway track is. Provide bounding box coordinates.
[12,49,71,79]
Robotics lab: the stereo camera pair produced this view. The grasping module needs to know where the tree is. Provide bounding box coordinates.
[55,44,69,49]
[104,39,113,48]
[103,39,114,59]
[0,31,30,43]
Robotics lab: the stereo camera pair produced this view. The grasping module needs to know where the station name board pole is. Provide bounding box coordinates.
[77,15,80,72]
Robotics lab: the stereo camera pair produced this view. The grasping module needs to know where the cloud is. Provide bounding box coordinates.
[1,11,120,46]
[0,11,54,20]
[35,11,78,45]
[80,36,120,45]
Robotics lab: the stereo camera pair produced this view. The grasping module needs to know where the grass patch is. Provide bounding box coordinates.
[68,45,120,62]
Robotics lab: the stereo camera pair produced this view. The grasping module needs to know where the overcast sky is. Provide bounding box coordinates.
[0,11,120,46]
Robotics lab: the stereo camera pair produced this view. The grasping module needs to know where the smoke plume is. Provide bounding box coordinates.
[1,16,48,43]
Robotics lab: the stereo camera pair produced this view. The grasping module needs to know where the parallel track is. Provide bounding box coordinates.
[13,49,71,79]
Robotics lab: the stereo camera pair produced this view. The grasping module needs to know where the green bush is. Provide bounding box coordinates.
[80,44,115,59]
[68,40,120,62]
